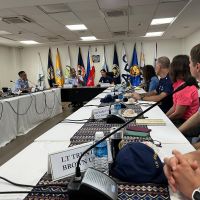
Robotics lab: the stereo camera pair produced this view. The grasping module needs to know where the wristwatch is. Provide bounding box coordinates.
[192,187,200,200]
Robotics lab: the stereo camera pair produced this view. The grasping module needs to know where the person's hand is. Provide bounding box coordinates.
[172,151,200,199]
[164,155,178,192]
[164,150,198,192]
[132,92,141,100]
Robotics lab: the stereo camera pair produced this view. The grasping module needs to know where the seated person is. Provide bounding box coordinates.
[163,43,200,200]
[65,68,84,87]
[178,43,200,141]
[132,56,173,113]
[112,65,121,85]
[14,71,32,93]
[99,69,114,84]
[166,55,199,127]
[142,65,159,92]
[164,150,200,200]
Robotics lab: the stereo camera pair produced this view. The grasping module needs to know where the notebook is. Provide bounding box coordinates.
[135,119,166,126]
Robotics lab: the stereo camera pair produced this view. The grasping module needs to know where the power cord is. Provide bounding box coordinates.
[5,94,33,115]
[0,102,3,120]
[0,176,67,188]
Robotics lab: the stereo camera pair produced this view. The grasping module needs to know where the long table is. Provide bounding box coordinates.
[0,87,194,199]
[61,86,107,102]
[0,88,62,147]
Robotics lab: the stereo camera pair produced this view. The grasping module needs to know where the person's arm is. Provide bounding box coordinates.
[148,77,159,92]
[179,111,200,134]
[132,90,157,100]
[77,76,84,85]
[143,91,167,102]
[166,105,175,117]
[168,105,187,120]
[99,77,103,83]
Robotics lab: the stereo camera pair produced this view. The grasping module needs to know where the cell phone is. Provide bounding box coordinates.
[126,125,151,133]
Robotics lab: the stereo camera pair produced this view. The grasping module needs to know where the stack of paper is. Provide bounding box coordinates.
[136,119,166,126]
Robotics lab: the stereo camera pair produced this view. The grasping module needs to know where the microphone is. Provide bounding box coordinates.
[67,78,192,200]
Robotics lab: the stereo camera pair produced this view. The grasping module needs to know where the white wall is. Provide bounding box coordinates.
[1,34,199,89]
[182,28,200,54]
[19,38,182,86]
[0,46,21,89]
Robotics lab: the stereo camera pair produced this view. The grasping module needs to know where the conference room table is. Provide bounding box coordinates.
[61,86,108,102]
[0,87,194,200]
[0,88,62,147]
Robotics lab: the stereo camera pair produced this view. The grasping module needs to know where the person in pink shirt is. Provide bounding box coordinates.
[166,55,199,127]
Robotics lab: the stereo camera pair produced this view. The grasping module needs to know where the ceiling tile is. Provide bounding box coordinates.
[49,12,81,25]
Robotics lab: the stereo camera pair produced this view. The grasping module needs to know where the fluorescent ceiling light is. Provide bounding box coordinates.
[19,40,39,44]
[80,36,97,41]
[0,30,12,34]
[151,17,175,25]
[145,32,164,37]
[66,24,87,31]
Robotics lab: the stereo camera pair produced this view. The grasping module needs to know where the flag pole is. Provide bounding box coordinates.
[38,52,46,88]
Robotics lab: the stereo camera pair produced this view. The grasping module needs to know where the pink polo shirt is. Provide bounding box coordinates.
[173,80,199,120]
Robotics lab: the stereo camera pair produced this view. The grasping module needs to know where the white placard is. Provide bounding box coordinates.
[48,142,94,181]
[100,83,111,87]
[63,84,73,88]
[92,106,115,119]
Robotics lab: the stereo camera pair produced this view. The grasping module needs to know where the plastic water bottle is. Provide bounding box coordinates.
[114,103,121,114]
[93,132,108,173]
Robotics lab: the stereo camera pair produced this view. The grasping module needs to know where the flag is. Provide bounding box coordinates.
[130,43,141,86]
[154,42,158,67]
[87,66,95,86]
[85,48,91,83]
[121,43,129,83]
[102,45,109,72]
[64,46,71,79]
[38,52,46,89]
[55,48,64,87]
[47,48,55,87]
[77,47,85,81]
[112,44,121,84]
[140,42,145,68]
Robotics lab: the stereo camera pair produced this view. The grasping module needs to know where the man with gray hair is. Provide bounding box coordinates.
[133,56,173,113]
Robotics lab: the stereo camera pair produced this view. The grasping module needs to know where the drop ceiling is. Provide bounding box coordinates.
[0,0,198,46]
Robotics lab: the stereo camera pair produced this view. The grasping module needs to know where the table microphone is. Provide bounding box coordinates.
[67,77,194,200]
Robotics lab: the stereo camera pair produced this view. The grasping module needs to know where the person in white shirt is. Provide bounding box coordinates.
[65,68,84,87]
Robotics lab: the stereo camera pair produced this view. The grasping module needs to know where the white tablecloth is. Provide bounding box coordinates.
[0,88,62,147]
[0,87,195,199]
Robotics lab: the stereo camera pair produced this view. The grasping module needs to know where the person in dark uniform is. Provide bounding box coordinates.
[99,69,114,84]
[132,56,173,113]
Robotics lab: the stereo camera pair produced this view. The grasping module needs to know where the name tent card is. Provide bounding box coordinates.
[48,142,94,181]
[92,106,115,119]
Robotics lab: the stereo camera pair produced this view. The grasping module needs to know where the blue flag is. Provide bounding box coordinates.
[112,45,121,84]
[85,49,91,83]
[130,43,141,86]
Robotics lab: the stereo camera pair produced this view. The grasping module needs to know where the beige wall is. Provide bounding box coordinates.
[19,38,182,87]
[0,46,21,89]
[1,30,200,89]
